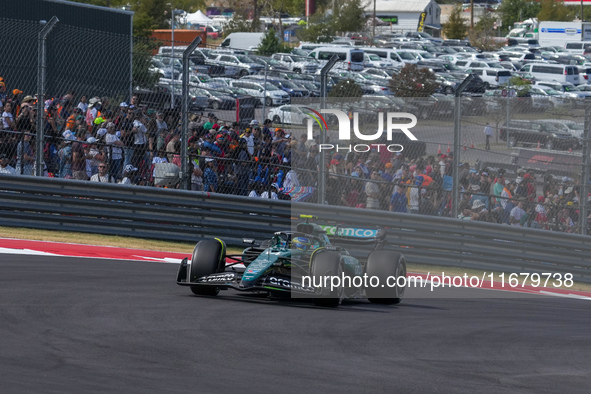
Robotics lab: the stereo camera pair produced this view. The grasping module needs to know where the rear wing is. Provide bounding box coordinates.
[322,224,387,250]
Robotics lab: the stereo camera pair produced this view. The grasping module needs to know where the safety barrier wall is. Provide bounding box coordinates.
[1,174,590,283]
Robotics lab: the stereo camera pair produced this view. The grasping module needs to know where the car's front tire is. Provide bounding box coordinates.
[365,250,406,305]
[189,239,226,296]
[310,251,344,307]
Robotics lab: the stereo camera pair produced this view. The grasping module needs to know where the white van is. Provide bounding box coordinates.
[298,42,338,52]
[470,68,512,88]
[519,63,581,85]
[359,47,420,66]
[307,47,365,71]
[564,41,591,54]
[219,32,266,51]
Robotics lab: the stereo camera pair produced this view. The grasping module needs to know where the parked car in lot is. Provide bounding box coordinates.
[268,105,312,125]
[499,119,579,150]
[212,54,264,77]
[470,68,512,88]
[244,76,310,98]
[271,53,320,74]
[196,87,236,110]
[134,84,208,112]
[250,56,291,72]
[228,80,290,106]
[481,87,552,113]
[544,120,584,148]
[535,81,591,107]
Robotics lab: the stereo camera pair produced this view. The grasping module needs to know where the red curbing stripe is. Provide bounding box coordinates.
[0,238,190,261]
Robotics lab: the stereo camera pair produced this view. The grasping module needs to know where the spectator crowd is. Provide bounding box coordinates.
[0,81,589,234]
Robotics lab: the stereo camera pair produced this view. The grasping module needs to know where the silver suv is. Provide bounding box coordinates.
[271,53,319,74]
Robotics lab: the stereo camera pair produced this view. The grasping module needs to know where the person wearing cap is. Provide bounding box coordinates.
[271,128,289,158]
[15,101,36,132]
[241,128,255,156]
[390,182,408,213]
[203,157,218,193]
[0,153,16,175]
[261,183,279,199]
[119,164,138,185]
[58,131,76,178]
[84,136,103,177]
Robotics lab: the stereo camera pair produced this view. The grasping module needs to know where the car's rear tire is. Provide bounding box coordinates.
[239,69,249,77]
[310,251,343,307]
[211,101,220,110]
[189,239,226,296]
[265,97,273,107]
[365,250,406,305]
[545,139,554,150]
[508,136,517,147]
[272,115,281,124]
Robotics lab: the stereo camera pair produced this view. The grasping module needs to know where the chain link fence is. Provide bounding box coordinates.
[1,17,590,235]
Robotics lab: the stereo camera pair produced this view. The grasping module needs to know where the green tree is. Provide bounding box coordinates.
[442,4,468,39]
[328,79,363,98]
[256,29,289,55]
[388,64,439,97]
[537,0,574,21]
[499,0,541,35]
[295,0,365,42]
[468,11,501,51]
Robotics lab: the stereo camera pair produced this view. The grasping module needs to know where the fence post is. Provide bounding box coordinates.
[36,16,58,177]
[451,74,473,219]
[181,36,202,190]
[581,103,591,235]
[262,64,269,121]
[319,55,339,205]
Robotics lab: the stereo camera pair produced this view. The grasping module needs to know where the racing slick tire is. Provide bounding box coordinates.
[365,250,406,305]
[310,251,344,307]
[189,239,226,296]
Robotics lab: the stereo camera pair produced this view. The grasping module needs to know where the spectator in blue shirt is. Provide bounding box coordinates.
[389,183,408,213]
[203,158,218,192]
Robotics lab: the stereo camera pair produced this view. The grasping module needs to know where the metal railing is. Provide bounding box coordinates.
[1,173,590,283]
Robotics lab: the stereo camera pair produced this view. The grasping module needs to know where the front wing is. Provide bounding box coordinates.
[176,258,317,295]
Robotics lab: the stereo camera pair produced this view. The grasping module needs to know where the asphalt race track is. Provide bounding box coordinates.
[1,254,590,394]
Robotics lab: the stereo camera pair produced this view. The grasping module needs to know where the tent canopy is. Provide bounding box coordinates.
[185,10,213,24]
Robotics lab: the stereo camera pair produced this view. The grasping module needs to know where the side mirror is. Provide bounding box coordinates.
[243,238,256,246]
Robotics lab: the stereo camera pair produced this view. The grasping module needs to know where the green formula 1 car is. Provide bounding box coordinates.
[176,216,407,307]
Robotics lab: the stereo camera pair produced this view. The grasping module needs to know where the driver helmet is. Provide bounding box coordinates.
[292,236,312,251]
